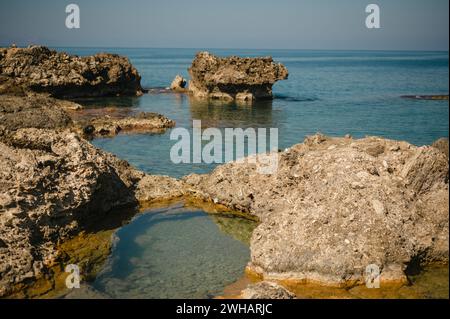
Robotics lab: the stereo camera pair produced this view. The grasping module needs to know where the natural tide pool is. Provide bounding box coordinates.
[87,205,256,299]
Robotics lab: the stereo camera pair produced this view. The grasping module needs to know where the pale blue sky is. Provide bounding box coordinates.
[0,0,448,50]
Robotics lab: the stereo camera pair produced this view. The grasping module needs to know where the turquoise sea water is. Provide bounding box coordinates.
[60,48,449,178]
[57,48,448,298]
[92,206,255,299]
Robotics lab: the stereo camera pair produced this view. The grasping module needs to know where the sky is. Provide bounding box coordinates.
[0,0,448,51]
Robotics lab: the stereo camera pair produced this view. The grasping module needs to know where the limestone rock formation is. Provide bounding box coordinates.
[0,94,82,132]
[0,128,138,296]
[188,52,288,101]
[432,138,449,159]
[184,134,449,287]
[0,95,182,297]
[74,112,176,138]
[0,46,143,98]
[1,94,175,139]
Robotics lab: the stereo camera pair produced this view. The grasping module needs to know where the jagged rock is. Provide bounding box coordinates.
[1,94,174,139]
[0,95,80,132]
[0,96,182,297]
[188,52,288,101]
[74,112,176,138]
[184,134,449,287]
[432,138,449,159]
[0,128,139,297]
[170,75,187,91]
[0,46,143,98]
[241,281,295,299]
[0,126,189,297]
[0,75,27,96]
[135,175,185,203]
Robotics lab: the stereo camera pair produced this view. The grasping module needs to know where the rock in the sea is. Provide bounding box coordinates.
[0,46,143,98]
[241,281,295,299]
[184,134,449,287]
[170,74,187,92]
[188,52,288,101]
[401,95,449,101]
[75,112,176,138]
[1,94,175,139]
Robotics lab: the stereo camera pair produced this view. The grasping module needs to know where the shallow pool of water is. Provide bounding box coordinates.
[91,205,256,299]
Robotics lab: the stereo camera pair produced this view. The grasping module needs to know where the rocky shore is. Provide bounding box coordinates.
[1,96,448,297]
[0,100,181,297]
[0,45,179,296]
[0,45,448,299]
[0,46,143,98]
[187,52,288,101]
[185,134,449,288]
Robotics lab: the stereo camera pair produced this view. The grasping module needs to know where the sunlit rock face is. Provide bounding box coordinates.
[0,94,183,297]
[188,52,288,102]
[0,46,143,98]
[184,134,449,287]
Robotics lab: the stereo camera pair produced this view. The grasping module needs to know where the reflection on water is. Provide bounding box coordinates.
[91,206,256,299]
[189,98,276,129]
[87,49,448,180]
[72,96,143,109]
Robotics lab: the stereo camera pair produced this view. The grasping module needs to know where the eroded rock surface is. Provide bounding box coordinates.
[184,134,449,287]
[0,46,143,98]
[74,112,176,138]
[188,52,288,101]
[0,95,182,297]
[0,128,139,296]
[0,95,78,131]
[432,138,449,159]
[1,94,175,139]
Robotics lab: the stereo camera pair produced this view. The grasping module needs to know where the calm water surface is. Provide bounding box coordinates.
[58,48,449,178]
[92,206,255,299]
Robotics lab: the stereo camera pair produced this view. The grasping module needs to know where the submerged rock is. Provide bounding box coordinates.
[0,46,143,98]
[241,281,295,299]
[62,284,110,299]
[188,52,288,101]
[401,95,449,101]
[185,134,449,287]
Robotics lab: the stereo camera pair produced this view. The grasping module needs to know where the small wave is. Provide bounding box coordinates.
[144,87,174,94]
[274,95,318,102]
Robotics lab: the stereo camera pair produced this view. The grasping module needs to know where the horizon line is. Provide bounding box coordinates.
[1,43,449,53]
